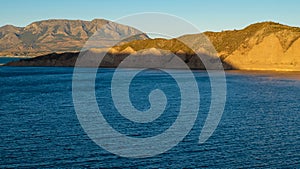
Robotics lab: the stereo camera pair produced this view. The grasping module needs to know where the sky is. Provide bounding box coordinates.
[1,0,299,33]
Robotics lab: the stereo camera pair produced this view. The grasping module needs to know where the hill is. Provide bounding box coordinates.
[179,22,300,70]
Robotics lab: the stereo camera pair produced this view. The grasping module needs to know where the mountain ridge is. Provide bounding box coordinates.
[3,20,300,71]
[0,19,149,56]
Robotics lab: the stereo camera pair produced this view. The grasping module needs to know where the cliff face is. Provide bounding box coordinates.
[0,19,148,56]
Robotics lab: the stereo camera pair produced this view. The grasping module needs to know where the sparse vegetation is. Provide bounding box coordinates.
[1,20,300,57]
[113,38,195,54]
[204,22,300,55]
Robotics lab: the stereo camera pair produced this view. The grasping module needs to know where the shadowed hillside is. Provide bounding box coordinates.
[6,38,230,70]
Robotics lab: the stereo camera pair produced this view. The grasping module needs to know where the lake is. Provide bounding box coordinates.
[0,57,24,65]
[0,66,299,168]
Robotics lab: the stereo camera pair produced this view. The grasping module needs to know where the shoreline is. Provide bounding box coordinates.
[0,56,34,58]
[225,70,300,81]
[1,65,300,80]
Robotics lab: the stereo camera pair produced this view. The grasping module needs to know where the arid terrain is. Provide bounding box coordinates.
[2,20,300,71]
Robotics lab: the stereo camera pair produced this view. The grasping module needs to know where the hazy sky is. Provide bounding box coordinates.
[1,0,299,32]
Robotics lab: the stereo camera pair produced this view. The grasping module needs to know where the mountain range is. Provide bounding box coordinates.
[2,19,300,71]
[0,19,148,56]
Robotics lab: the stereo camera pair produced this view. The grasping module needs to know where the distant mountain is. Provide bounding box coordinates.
[0,19,149,56]
[4,21,300,71]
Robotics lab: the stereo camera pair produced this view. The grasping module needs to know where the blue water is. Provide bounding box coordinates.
[0,67,299,168]
[0,57,23,64]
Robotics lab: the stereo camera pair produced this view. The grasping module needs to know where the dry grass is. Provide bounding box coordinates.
[204,22,300,54]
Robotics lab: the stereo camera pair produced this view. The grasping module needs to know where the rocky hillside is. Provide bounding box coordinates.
[6,39,230,70]
[179,22,300,71]
[96,22,300,71]
[0,19,148,56]
[4,21,300,71]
